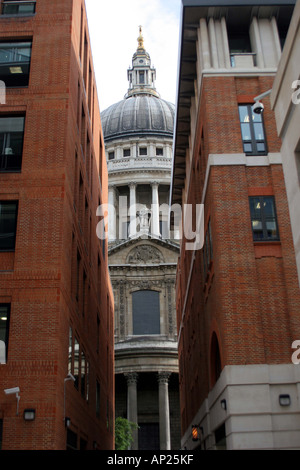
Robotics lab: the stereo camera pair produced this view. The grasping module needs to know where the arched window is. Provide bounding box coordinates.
[132,290,160,335]
[210,332,222,387]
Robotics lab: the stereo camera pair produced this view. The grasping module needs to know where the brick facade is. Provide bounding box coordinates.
[172,1,300,450]
[0,0,114,450]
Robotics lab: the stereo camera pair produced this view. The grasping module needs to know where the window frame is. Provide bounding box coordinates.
[0,40,32,88]
[1,1,36,16]
[249,196,280,242]
[239,104,268,156]
[132,289,160,335]
[0,200,18,251]
[0,114,25,172]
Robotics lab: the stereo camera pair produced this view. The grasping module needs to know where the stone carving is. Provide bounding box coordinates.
[127,245,164,264]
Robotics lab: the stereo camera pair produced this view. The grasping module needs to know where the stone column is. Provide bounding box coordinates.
[108,185,117,241]
[129,182,137,238]
[151,182,160,237]
[158,372,171,450]
[125,372,138,450]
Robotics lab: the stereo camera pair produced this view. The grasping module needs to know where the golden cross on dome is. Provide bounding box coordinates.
[137,25,144,50]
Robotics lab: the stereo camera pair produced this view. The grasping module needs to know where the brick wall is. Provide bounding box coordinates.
[178,75,300,434]
[0,0,114,450]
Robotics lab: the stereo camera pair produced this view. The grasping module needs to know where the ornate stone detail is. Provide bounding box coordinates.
[125,372,138,385]
[127,245,164,264]
[157,372,171,384]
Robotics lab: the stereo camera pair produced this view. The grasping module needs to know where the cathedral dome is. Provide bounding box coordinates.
[101,94,175,143]
[101,26,175,143]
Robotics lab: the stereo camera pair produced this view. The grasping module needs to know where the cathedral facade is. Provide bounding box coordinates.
[101,28,181,450]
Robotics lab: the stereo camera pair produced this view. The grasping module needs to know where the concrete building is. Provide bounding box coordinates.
[171,0,300,450]
[271,0,300,287]
[101,29,181,450]
[0,0,114,450]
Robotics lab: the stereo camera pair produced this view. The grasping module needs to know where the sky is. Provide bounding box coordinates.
[85,0,182,113]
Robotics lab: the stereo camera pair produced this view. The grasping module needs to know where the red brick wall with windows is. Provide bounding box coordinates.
[177,74,300,435]
[0,0,114,450]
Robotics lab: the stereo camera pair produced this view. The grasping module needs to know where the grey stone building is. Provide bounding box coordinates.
[100,28,181,450]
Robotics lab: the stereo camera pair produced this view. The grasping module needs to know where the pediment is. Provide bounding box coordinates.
[108,235,179,266]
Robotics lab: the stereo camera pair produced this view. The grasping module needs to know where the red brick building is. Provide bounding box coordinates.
[0,0,114,450]
[171,0,300,450]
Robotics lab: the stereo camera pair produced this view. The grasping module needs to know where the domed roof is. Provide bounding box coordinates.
[101,95,175,143]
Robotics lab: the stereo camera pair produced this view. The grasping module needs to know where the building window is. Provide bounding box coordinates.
[156,147,163,156]
[0,201,18,251]
[108,151,115,160]
[0,41,32,87]
[239,104,267,155]
[123,148,130,157]
[132,290,160,335]
[0,304,10,364]
[139,71,145,84]
[1,1,36,15]
[249,196,279,241]
[239,105,267,155]
[139,147,147,156]
[0,116,25,172]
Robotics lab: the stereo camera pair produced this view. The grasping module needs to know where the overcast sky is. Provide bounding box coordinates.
[85,0,182,113]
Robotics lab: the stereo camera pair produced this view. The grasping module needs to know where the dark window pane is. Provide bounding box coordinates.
[2,2,36,15]
[0,42,32,87]
[139,147,147,156]
[249,196,279,241]
[263,197,276,217]
[0,201,18,250]
[0,116,24,171]
[132,290,160,335]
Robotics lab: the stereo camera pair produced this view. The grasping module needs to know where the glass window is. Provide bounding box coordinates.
[139,147,147,156]
[0,116,25,171]
[108,151,115,160]
[2,1,36,15]
[132,290,160,335]
[0,41,32,87]
[0,201,18,251]
[123,148,130,157]
[139,71,145,84]
[156,147,163,156]
[249,196,279,241]
[0,304,10,364]
[239,105,267,156]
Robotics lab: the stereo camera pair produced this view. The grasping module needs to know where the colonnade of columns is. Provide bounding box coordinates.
[108,182,161,240]
[124,371,172,450]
